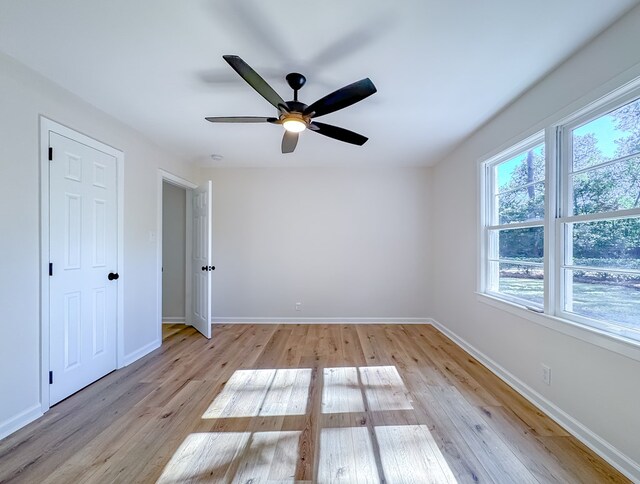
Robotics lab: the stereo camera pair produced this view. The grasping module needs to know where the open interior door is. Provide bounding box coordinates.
[189,180,212,338]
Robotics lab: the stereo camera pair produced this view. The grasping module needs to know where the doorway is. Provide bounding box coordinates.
[157,171,213,341]
[162,181,187,328]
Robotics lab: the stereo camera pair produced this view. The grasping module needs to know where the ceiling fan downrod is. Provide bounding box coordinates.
[285,72,306,102]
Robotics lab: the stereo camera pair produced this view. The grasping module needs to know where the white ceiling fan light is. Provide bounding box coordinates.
[282,117,307,133]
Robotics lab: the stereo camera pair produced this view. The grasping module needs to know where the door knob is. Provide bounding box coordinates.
[108,272,119,281]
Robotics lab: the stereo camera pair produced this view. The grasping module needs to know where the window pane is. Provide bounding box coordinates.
[564,269,640,333]
[572,155,640,215]
[498,263,544,306]
[568,218,640,270]
[497,182,545,224]
[495,144,545,192]
[496,226,544,262]
[572,97,640,171]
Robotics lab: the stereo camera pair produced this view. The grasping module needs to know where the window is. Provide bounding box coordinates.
[559,95,640,340]
[483,136,545,307]
[481,88,640,344]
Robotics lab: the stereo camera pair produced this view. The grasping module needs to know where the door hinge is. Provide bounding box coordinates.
[48,147,53,161]
[49,262,53,276]
[49,371,53,385]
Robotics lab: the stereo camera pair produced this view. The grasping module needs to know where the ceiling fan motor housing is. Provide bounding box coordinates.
[285,100,307,114]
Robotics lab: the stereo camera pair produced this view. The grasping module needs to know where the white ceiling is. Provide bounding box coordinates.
[0,1,638,167]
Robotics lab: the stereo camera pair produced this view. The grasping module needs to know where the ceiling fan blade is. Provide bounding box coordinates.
[205,116,277,123]
[310,122,368,146]
[304,78,377,118]
[223,55,286,109]
[281,131,299,153]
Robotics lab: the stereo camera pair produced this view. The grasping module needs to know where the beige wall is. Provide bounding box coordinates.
[200,166,433,320]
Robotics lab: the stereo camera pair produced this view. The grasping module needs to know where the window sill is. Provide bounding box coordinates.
[476,292,640,363]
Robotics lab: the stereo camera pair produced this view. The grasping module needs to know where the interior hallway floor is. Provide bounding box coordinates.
[0,323,629,483]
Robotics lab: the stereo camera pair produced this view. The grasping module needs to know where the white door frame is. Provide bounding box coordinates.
[39,116,125,413]
[156,169,197,339]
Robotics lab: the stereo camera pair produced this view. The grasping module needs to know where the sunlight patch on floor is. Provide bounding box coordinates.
[318,426,378,483]
[180,365,457,482]
[202,368,312,418]
[322,366,413,414]
[360,366,414,412]
[322,367,366,414]
[157,431,301,483]
[375,425,457,483]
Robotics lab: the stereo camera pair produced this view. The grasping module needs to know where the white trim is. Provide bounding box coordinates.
[0,404,43,441]
[39,117,125,413]
[477,157,487,294]
[476,292,640,362]
[211,317,432,324]
[486,220,545,231]
[487,258,543,267]
[429,317,640,482]
[156,169,198,346]
[159,169,198,190]
[122,339,161,367]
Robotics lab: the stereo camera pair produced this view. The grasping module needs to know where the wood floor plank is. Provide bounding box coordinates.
[0,323,629,484]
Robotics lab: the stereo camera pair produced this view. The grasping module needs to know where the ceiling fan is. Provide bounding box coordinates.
[205,55,377,154]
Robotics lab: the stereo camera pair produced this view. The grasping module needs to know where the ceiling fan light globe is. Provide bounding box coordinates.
[283,119,306,133]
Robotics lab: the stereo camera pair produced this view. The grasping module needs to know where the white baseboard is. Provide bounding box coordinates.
[211,317,432,324]
[429,318,640,482]
[162,317,185,323]
[0,403,42,441]
[122,339,161,367]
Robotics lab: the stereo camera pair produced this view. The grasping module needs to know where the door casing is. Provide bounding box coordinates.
[39,117,125,413]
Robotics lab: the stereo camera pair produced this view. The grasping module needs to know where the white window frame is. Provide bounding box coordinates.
[478,79,640,357]
[480,131,546,310]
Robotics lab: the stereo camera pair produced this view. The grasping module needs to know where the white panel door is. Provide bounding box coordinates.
[49,132,118,405]
[189,181,212,338]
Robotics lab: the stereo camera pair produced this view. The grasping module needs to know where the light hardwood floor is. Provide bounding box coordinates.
[0,324,629,483]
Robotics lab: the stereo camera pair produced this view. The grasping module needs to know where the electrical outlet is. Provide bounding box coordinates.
[542,364,552,386]
[295,302,302,312]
